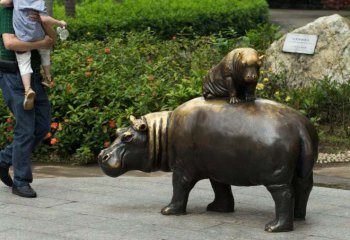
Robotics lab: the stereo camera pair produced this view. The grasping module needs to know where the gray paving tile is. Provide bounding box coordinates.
[0,176,349,239]
[58,227,117,240]
[0,215,80,235]
[0,229,69,240]
[0,204,73,221]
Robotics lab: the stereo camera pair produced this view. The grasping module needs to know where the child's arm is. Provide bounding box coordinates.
[40,15,67,28]
[2,33,54,51]
[28,11,58,43]
[41,21,58,43]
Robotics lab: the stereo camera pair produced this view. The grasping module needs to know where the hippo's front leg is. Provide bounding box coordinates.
[265,184,294,232]
[207,179,234,213]
[161,170,196,215]
[244,83,256,102]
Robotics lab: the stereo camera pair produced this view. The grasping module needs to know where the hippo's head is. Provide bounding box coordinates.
[98,116,148,177]
[234,48,264,83]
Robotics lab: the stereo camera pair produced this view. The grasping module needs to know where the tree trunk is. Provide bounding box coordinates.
[44,0,53,16]
[65,0,76,17]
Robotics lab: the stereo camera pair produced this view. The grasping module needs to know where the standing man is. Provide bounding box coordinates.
[0,3,56,197]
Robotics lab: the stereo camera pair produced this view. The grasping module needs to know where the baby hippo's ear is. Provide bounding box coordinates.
[257,55,265,66]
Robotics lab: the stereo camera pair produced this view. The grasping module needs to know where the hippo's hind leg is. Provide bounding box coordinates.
[265,184,294,232]
[161,170,197,215]
[294,172,313,221]
[207,179,234,213]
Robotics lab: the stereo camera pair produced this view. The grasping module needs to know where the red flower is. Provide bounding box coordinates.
[86,57,93,63]
[50,138,58,145]
[104,141,110,148]
[51,122,58,129]
[85,71,92,77]
[148,75,155,81]
[6,126,13,132]
[45,132,52,139]
[104,48,111,54]
[108,120,116,129]
[6,117,12,124]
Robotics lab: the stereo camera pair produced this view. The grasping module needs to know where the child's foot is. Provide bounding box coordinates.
[23,88,36,110]
[42,77,54,88]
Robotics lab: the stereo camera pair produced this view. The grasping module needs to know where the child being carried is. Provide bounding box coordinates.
[0,0,66,110]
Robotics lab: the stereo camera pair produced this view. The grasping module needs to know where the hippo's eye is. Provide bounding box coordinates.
[121,132,134,143]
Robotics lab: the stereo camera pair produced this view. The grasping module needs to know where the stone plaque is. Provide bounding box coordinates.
[282,33,318,55]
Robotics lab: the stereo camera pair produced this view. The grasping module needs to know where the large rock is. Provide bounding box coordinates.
[265,14,350,87]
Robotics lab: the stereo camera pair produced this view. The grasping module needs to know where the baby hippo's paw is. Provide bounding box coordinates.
[229,96,241,104]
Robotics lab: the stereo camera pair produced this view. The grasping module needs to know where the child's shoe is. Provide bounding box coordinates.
[23,88,36,110]
[42,76,54,88]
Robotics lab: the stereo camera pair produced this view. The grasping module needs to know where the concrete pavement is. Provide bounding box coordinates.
[29,162,350,190]
[269,9,350,32]
[1,8,349,240]
[0,176,349,240]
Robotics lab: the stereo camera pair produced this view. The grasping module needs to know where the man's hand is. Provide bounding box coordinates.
[0,0,13,7]
[40,36,54,49]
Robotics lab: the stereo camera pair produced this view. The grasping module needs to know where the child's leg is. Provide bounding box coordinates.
[15,51,36,110]
[38,49,53,88]
[15,51,33,91]
[38,49,51,76]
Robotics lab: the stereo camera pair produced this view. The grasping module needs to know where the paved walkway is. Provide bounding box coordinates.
[29,162,350,190]
[1,9,349,240]
[0,176,349,240]
[269,9,350,32]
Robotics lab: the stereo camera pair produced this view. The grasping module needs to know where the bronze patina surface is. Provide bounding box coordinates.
[202,48,263,104]
[98,97,318,232]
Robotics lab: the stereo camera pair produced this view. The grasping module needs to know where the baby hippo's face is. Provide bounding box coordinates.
[241,52,262,83]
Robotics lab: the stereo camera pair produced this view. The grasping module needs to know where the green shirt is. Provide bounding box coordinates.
[0,6,41,68]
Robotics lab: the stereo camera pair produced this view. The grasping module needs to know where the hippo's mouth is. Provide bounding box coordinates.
[99,149,124,170]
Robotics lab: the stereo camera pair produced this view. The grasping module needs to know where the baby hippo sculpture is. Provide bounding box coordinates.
[98,97,318,232]
[202,48,263,104]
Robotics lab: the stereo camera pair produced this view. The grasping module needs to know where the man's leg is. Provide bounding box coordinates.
[0,72,14,187]
[0,71,47,197]
[32,71,51,147]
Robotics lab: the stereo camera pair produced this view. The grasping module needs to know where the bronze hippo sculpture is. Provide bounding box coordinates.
[202,48,263,104]
[98,97,318,232]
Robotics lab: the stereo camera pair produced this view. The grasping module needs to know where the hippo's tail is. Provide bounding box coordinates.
[297,122,318,180]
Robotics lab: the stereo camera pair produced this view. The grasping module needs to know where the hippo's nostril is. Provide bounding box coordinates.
[102,154,111,163]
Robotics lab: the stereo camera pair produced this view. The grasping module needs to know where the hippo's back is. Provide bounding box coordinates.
[167,97,318,186]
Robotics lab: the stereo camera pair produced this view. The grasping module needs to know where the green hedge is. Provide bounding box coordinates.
[0,25,281,164]
[53,0,269,40]
[2,32,229,163]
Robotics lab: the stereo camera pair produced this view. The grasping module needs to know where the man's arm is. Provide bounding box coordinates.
[0,0,12,7]
[2,33,54,51]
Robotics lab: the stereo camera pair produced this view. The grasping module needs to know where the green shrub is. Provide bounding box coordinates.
[31,31,235,163]
[0,25,289,164]
[257,69,350,134]
[53,0,269,40]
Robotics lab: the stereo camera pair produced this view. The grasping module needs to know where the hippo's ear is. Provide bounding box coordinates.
[257,55,265,66]
[116,128,123,136]
[121,132,134,143]
[129,115,148,132]
[238,52,243,60]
